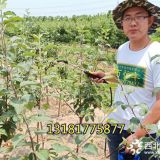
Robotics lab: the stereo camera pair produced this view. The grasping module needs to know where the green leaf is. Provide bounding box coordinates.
[0,88,8,96]
[106,118,119,124]
[82,143,98,155]
[0,128,7,136]
[22,94,34,102]
[113,101,124,106]
[141,137,153,143]
[23,52,36,57]
[82,63,88,69]
[103,107,117,115]
[85,116,89,122]
[11,95,35,113]
[3,11,16,16]
[107,83,117,88]
[0,110,15,121]
[52,143,71,153]
[156,129,160,137]
[29,152,36,160]
[11,134,26,148]
[137,103,148,116]
[128,117,140,131]
[20,81,40,87]
[75,158,87,160]
[4,16,24,24]
[29,114,51,122]
[75,135,84,145]
[32,34,42,42]
[34,144,40,152]
[10,156,28,160]
[35,149,49,160]
[130,117,140,125]
[0,67,9,77]
[145,124,158,132]
[90,115,94,122]
[24,101,35,110]
[10,98,26,114]
[16,61,32,72]
[42,103,50,110]
[35,130,47,135]
[121,104,129,110]
[0,146,13,154]
[0,0,7,10]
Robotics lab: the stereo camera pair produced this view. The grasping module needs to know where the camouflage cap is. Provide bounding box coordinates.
[112,0,160,34]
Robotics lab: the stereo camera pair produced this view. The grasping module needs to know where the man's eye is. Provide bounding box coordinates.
[124,17,130,21]
[136,16,143,19]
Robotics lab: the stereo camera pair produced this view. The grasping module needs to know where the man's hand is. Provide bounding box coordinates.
[125,134,142,155]
[84,71,106,83]
[90,71,106,79]
[91,71,106,83]
[85,71,118,83]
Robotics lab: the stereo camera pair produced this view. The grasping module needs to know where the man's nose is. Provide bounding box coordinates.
[130,18,137,26]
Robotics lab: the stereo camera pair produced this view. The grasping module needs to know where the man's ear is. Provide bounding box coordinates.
[121,22,124,30]
[148,16,155,28]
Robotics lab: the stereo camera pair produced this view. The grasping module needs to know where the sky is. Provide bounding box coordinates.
[5,0,160,17]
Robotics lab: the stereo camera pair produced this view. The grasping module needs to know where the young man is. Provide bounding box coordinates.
[92,0,160,159]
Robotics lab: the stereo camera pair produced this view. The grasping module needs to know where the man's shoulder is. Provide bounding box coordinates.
[149,41,160,48]
[118,41,129,51]
[148,41,160,62]
[149,41,160,54]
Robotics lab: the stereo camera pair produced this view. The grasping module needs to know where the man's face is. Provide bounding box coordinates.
[121,7,153,41]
